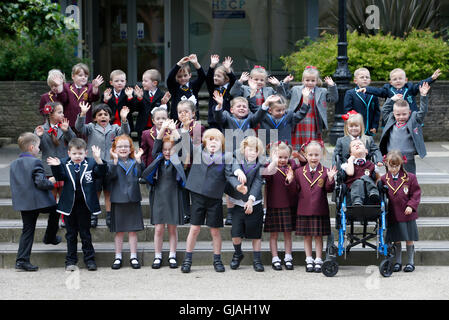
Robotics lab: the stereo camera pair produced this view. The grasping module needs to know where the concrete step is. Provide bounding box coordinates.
[2,240,449,269]
[1,196,448,218]
[2,217,449,243]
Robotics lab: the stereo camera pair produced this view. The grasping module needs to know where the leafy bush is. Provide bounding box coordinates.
[282,30,449,81]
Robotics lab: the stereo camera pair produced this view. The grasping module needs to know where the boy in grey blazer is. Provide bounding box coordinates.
[10,133,61,271]
[378,82,430,174]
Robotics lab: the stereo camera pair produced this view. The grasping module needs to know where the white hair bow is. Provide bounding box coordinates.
[150,104,167,116]
[180,95,197,105]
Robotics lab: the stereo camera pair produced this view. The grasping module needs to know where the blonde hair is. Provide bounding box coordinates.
[344,112,367,144]
[230,97,248,108]
[47,69,65,86]
[267,95,287,110]
[393,99,410,110]
[202,128,225,150]
[250,66,268,79]
[354,67,370,78]
[143,69,161,83]
[269,141,292,159]
[389,68,406,79]
[110,69,126,81]
[302,67,323,87]
[239,136,264,157]
[214,66,230,83]
[72,63,89,76]
[304,140,326,157]
[18,132,40,152]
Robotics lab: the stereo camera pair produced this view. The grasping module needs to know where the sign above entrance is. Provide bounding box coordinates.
[212,0,246,19]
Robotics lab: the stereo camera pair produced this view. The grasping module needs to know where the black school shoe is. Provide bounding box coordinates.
[90,215,98,228]
[15,261,38,272]
[168,257,178,269]
[272,261,282,271]
[86,260,97,271]
[111,258,122,270]
[213,260,225,272]
[230,253,244,270]
[181,259,192,273]
[43,235,62,245]
[130,258,141,269]
[253,260,264,272]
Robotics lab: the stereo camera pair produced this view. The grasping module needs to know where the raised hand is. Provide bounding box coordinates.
[239,72,250,83]
[210,54,220,68]
[92,75,104,88]
[248,78,258,97]
[60,118,70,132]
[188,54,198,65]
[432,68,441,80]
[161,91,171,105]
[47,157,61,166]
[177,56,190,66]
[79,101,91,116]
[125,87,134,99]
[268,76,280,86]
[419,82,430,96]
[286,167,294,184]
[134,85,143,99]
[91,145,102,163]
[302,87,312,105]
[213,90,224,107]
[324,76,335,86]
[283,74,294,83]
[109,147,118,163]
[103,88,112,102]
[35,126,44,137]
[222,56,233,72]
[327,165,338,182]
[135,148,144,163]
[120,106,130,121]
[391,93,403,101]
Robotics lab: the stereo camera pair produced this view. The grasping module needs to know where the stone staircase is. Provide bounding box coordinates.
[1,174,449,269]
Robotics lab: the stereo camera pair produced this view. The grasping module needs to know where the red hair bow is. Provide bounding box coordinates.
[43,104,52,115]
[402,155,408,164]
[254,65,265,70]
[301,139,324,151]
[306,66,317,70]
[342,110,358,121]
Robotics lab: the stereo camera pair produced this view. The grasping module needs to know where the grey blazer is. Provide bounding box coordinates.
[333,135,382,167]
[225,161,263,202]
[380,95,428,158]
[287,85,339,131]
[230,81,289,103]
[10,153,56,211]
[75,115,130,160]
[107,160,145,203]
[36,123,76,176]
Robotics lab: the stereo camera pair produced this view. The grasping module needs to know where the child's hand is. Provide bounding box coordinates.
[236,183,248,195]
[370,128,377,134]
[244,199,254,214]
[222,56,233,72]
[286,167,294,184]
[79,101,91,116]
[302,87,312,104]
[120,106,130,121]
[210,54,220,68]
[35,126,44,137]
[239,72,249,83]
[109,148,118,162]
[391,93,403,101]
[134,85,143,99]
[189,54,200,68]
[268,76,280,86]
[47,157,61,166]
[324,76,335,86]
[432,68,441,80]
[213,90,224,106]
[103,88,112,102]
[167,119,177,131]
[283,74,294,83]
[356,87,366,93]
[248,78,258,97]
[235,169,247,185]
[376,161,384,167]
[404,206,413,215]
[161,119,171,132]
[125,87,134,99]
[161,91,171,105]
[91,145,102,161]
[135,148,144,162]
[48,177,56,184]
[92,75,104,88]
[419,82,430,96]
[327,165,338,182]
[60,118,70,132]
[292,150,307,163]
[177,56,190,66]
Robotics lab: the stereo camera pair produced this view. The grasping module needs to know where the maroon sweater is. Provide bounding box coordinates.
[39,90,68,117]
[381,170,421,223]
[63,83,100,127]
[344,160,376,188]
[263,159,298,208]
[292,163,335,216]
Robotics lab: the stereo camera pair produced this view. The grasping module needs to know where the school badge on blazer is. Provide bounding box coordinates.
[403,185,409,195]
[365,169,370,176]
[83,92,89,101]
[317,178,324,188]
[84,170,93,183]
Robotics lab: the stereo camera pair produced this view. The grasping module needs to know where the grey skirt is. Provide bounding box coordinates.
[110,202,144,233]
[386,220,419,242]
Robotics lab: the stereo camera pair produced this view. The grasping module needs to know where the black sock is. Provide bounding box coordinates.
[233,243,242,256]
[185,252,193,261]
[253,251,261,261]
[213,254,221,261]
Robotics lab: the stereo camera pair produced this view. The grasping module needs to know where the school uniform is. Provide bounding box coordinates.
[262,159,298,233]
[167,64,206,121]
[134,88,168,144]
[226,160,264,239]
[206,67,237,129]
[259,104,310,145]
[332,135,382,168]
[51,157,107,266]
[230,81,289,112]
[39,90,68,119]
[341,158,378,206]
[344,87,380,134]
[381,170,421,242]
[63,82,100,128]
[380,96,428,174]
[101,89,136,132]
[292,163,335,236]
[107,159,145,232]
[287,85,339,150]
[36,123,76,176]
[185,145,233,228]
[143,140,188,226]
[10,153,60,264]
[364,76,434,112]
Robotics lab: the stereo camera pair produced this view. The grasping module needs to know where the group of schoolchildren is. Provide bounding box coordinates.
[10,53,442,275]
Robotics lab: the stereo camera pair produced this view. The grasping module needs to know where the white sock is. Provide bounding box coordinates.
[115,253,122,260]
[305,256,314,264]
[155,253,162,259]
[130,253,137,260]
[284,254,293,262]
[314,257,323,264]
[272,256,281,264]
[169,252,176,259]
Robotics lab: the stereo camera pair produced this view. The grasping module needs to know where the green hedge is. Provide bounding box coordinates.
[0,34,86,81]
[282,30,449,81]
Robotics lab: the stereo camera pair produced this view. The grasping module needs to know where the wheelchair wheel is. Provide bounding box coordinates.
[322,260,339,277]
[379,259,393,277]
